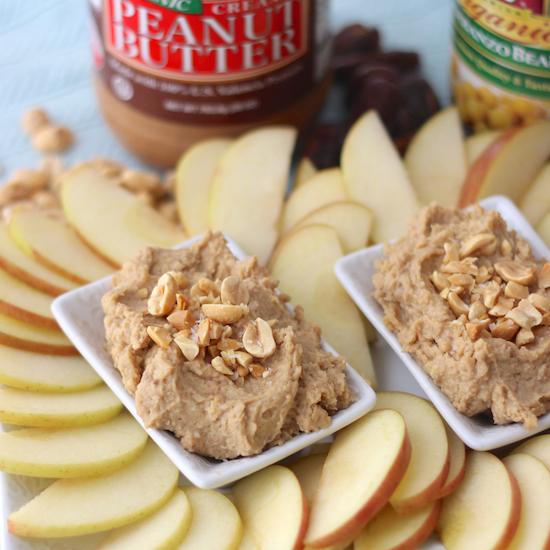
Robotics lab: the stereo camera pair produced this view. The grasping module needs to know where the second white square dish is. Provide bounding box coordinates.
[335,195,550,451]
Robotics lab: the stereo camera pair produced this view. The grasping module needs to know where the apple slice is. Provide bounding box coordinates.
[175,138,232,236]
[354,501,441,550]
[280,168,347,233]
[125,201,187,247]
[291,454,351,550]
[304,409,411,548]
[0,267,58,330]
[0,412,147,478]
[209,126,297,264]
[438,424,466,498]
[61,165,185,267]
[99,489,192,550]
[503,453,550,550]
[8,205,113,284]
[0,346,101,392]
[177,487,243,550]
[404,107,467,207]
[0,385,122,428]
[8,440,179,538]
[238,530,259,550]
[464,130,501,167]
[520,163,550,226]
[290,453,326,504]
[269,224,376,385]
[233,465,307,550]
[374,392,449,513]
[341,110,419,243]
[537,211,550,246]
[0,313,75,355]
[514,434,550,469]
[295,157,317,188]
[438,451,521,550]
[291,201,372,253]
[0,223,77,296]
[459,120,550,207]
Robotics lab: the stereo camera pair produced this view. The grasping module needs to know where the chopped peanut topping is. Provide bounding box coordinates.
[217,338,242,351]
[243,318,276,358]
[475,266,492,284]
[249,363,266,378]
[438,235,548,347]
[490,319,520,341]
[209,321,224,340]
[506,300,543,330]
[211,356,233,376]
[448,273,475,290]
[431,271,449,292]
[196,319,212,347]
[460,233,496,258]
[174,333,199,361]
[516,328,535,347]
[466,319,491,340]
[148,273,177,316]
[482,281,501,309]
[202,303,247,324]
[494,261,536,286]
[489,297,514,317]
[504,281,529,300]
[167,310,194,331]
[440,259,478,276]
[236,365,249,378]
[448,292,469,316]
[147,326,172,349]
[468,301,488,321]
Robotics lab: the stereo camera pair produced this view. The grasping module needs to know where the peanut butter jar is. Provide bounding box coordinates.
[89,0,332,167]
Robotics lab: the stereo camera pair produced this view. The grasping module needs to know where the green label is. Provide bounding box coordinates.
[146,0,203,14]
[455,5,550,75]
[453,3,550,100]
[454,30,550,99]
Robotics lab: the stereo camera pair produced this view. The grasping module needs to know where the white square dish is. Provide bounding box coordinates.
[51,235,375,489]
[335,195,550,451]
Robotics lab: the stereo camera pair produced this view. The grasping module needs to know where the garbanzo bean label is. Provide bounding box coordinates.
[454,0,550,101]
[460,0,550,47]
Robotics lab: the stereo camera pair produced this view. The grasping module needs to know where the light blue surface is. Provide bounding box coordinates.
[0,0,453,178]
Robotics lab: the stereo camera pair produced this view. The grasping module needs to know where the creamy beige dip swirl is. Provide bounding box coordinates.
[102,233,353,459]
[374,205,550,428]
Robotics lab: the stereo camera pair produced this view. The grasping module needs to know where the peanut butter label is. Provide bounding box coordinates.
[91,0,326,124]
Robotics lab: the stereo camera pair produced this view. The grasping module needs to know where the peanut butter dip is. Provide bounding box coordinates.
[374,205,550,428]
[102,233,353,459]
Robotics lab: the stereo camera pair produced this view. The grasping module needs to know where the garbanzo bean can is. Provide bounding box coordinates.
[451,0,550,132]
